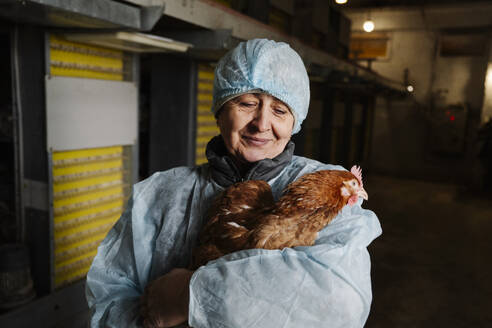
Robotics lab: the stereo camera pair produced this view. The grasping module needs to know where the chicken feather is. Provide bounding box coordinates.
[191,166,368,269]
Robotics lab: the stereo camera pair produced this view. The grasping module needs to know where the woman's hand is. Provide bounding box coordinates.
[140,268,194,328]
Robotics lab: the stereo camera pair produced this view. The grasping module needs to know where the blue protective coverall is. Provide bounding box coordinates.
[86,151,382,327]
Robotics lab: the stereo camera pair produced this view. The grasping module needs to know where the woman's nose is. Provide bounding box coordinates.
[251,106,271,132]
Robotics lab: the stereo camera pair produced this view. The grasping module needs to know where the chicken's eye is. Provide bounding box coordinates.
[351,181,357,187]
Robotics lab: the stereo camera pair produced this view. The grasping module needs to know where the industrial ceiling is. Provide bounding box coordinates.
[341,0,492,8]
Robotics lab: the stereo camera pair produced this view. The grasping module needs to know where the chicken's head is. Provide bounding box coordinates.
[341,166,368,206]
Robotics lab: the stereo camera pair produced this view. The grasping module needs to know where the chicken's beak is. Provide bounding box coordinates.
[357,187,368,200]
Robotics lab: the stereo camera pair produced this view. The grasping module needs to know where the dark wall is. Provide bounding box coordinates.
[15,24,51,295]
[145,54,196,177]
[0,26,15,245]
[316,86,374,169]
[17,25,47,182]
[366,29,489,184]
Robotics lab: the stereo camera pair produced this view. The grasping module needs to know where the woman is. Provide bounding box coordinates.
[86,39,381,328]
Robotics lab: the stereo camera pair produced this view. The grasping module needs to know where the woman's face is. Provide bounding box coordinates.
[217,93,294,164]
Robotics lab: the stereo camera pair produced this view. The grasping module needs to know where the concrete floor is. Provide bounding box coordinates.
[363,175,492,328]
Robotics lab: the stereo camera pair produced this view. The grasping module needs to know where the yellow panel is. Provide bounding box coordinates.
[50,49,122,70]
[54,215,118,240]
[54,211,122,238]
[198,81,213,91]
[54,194,124,217]
[55,248,98,270]
[196,142,208,149]
[196,136,214,145]
[50,35,124,81]
[55,228,112,254]
[53,186,123,209]
[54,200,124,225]
[55,251,97,272]
[50,67,123,81]
[54,252,97,288]
[53,173,123,195]
[53,159,122,177]
[198,104,212,113]
[198,93,213,102]
[50,36,122,57]
[53,168,124,184]
[52,145,129,289]
[196,64,218,165]
[198,70,214,81]
[54,238,102,263]
[196,136,215,147]
[53,146,122,161]
[196,158,208,165]
[197,115,217,124]
[195,146,207,156]
[198,125,220,134]
[55,260,94,288]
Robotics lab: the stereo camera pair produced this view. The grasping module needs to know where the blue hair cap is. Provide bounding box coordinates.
[212,39,310,134]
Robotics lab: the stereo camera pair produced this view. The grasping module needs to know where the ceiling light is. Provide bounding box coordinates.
[407,85,414,93]
[363,19,375,33]
[335,0,348,4]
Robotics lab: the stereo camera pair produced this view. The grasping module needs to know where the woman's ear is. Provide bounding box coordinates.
[215,107,223,126]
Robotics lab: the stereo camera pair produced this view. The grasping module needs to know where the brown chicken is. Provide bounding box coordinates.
[191,166,368,269]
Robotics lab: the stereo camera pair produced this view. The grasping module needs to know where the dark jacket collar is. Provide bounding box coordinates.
[206,135,295,187]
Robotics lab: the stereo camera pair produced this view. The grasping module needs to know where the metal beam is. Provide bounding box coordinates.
[157,29,243,60]
[160,29,236,50]
[161,0,406,92]
[0,0,164,30]
[344,2,492,32]
[140,5,166,31]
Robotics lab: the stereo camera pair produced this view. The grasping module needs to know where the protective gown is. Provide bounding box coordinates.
[87,38,382,327]
[85,138,382,328]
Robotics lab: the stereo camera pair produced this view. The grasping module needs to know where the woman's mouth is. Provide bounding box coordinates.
[242,135,270,146]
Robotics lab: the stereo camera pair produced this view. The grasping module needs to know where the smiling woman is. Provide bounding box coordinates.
[217,93,295,165]
[86,39,381,328]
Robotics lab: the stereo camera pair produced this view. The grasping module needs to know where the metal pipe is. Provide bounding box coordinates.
[11,25,26,243]
[47,148,55,291]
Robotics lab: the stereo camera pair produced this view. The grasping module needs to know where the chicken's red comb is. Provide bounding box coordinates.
[350,165,363,187]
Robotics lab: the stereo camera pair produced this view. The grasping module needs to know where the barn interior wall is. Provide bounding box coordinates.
[482,42,492,123]
[147,54,197,176]
[371,30,436,104]
[15,24,52,296]
[358,28,489,182]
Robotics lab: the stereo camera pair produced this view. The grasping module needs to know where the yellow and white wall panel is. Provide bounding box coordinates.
[46,34,138,289]
[196,64,220,165]
[51,146,131,288]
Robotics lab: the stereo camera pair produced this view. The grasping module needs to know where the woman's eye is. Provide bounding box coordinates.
[274,108,287,115]
[241,102,257,108]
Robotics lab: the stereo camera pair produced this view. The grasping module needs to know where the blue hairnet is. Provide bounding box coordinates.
[212,39,310,134]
